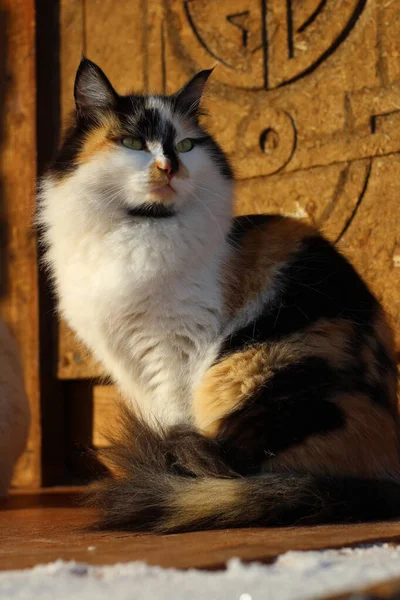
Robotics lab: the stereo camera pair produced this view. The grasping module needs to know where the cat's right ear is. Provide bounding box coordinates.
[74,58,117,118]
[173,69,214,115]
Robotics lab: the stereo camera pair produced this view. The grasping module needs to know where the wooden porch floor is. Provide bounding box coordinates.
[2,487,400,575]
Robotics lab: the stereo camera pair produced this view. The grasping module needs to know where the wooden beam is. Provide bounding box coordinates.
[0,0,41,487]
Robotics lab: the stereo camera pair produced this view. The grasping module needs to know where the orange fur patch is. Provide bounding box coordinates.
[76,114,120,164]
[148,163,169,186]
[265,394,400,478]
[193,317,356,438]
[164,479,244,531]
[147,163,187,205]
[223,217,316,318]
[193,343,301,437]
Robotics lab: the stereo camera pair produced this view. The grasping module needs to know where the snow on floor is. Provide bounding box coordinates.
[2,544,400,600]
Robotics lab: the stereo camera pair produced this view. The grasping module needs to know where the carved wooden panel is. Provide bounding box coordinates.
[58,0,400,385]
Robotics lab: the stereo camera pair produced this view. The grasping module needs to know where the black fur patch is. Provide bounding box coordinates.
[227,214,283,248]
[50,92,233,181]
[194,135,234,180]
[342,328,397,408]
[126,203,176,219]
[49,119,90,177]
[225,235,379,352]
[121,105,180,174]
[217,356,346,475]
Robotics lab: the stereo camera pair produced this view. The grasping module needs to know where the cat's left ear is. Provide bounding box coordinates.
[74,57,118,118]
[173,68,214,113]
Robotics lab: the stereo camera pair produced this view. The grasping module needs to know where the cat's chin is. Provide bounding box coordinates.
[147,184,176,202]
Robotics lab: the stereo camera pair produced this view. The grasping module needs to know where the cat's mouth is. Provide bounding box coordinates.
[149,183,176,198]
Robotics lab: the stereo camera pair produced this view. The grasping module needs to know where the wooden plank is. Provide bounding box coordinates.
[59,0,84,121]
[65,381,105,483]
[93,385,119,448]
[3,490,400,572]
[35,0,70,486]
[85,0,146,93]
[58,321,104,379]
[0,0,41,487]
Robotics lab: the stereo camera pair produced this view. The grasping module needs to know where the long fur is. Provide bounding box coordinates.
[37,60,234,429]
[88,405,400,532]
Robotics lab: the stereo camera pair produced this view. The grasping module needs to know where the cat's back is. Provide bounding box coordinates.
[222,213,398,410]
[226,212,388,338]
[192,214,399,478]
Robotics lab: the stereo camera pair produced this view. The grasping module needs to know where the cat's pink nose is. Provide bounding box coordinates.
[157,159,176,180]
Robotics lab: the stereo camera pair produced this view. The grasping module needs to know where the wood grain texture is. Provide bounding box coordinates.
[57,0,400,379]
[3,489,400,572]
[59,0,84,121]
[58,321,104,379]
[92,385,119,448]
[85,0,146,93]
[0,0,41,487]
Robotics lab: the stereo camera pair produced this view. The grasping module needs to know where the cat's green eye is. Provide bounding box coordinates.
[176,138,194,153]
[121,136,144,151]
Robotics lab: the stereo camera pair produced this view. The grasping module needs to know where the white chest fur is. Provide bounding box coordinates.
[39,177,231,428]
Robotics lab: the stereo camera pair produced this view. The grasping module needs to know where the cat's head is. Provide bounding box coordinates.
[50,58,233,220]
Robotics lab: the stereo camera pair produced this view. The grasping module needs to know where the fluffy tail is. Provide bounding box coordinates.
[87,405,400,533]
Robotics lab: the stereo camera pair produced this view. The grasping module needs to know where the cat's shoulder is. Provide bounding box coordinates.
[227,213,322,263]
[228,213,317,246]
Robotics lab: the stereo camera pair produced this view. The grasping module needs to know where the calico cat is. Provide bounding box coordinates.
[38,58,400,532]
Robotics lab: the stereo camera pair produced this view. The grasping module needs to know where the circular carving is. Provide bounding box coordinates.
[236,108,296,177]
[173,0,367,90]
[259,128,279,154]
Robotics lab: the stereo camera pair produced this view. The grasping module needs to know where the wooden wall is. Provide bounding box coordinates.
[0,0,41,487]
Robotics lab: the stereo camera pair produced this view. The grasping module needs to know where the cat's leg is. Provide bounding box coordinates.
[0,320,30,495]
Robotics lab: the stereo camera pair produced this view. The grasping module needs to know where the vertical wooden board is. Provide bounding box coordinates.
[0,0,40,487]
[59,0,165,132]
[58,321,104,379]
[60,0,84,120]
[92,385,119,448]
[85,0,146,93]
